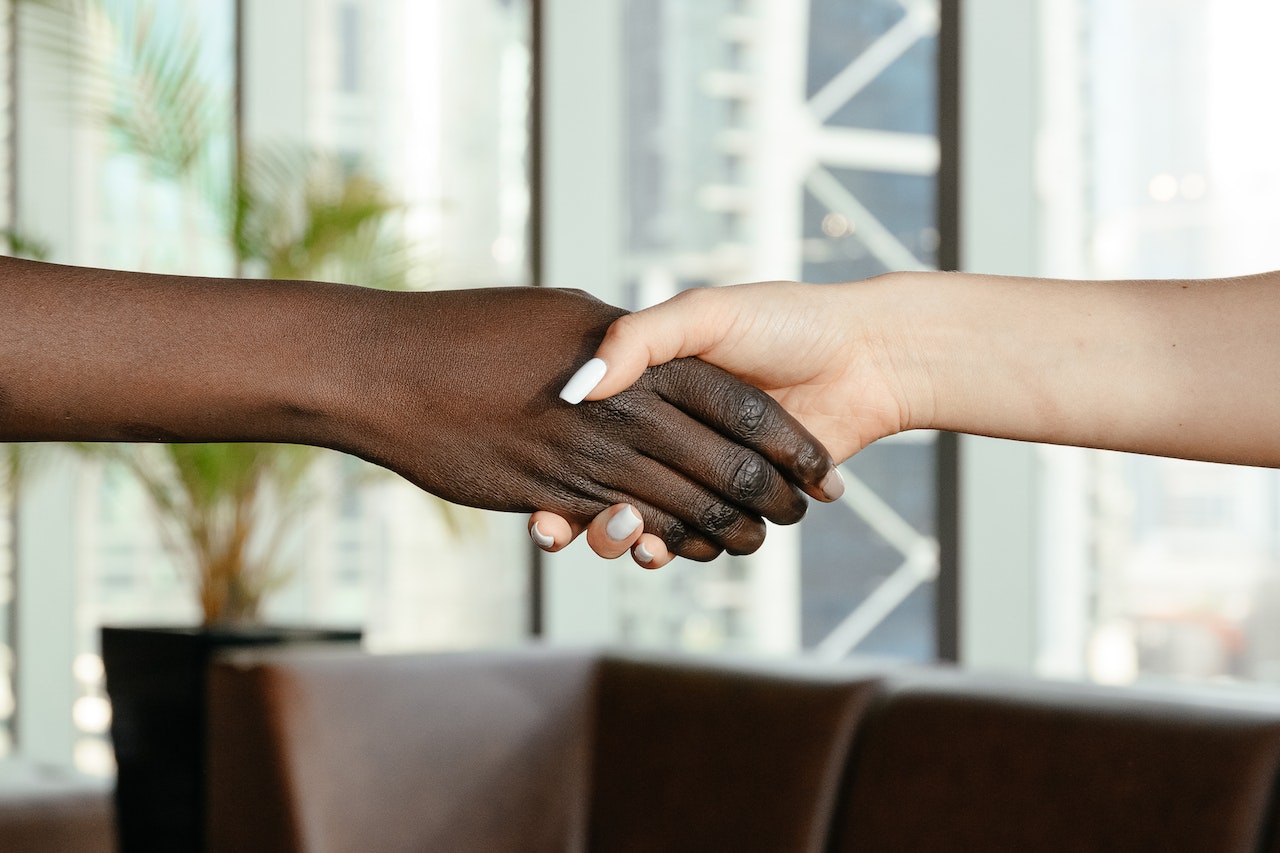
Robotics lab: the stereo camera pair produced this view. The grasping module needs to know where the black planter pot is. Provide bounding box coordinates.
[101,625,362,853]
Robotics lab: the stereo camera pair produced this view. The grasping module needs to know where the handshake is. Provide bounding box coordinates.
[7,253,1263,570]
[527,290,845,569]
[0,259,856,573]
[350,285,847,571]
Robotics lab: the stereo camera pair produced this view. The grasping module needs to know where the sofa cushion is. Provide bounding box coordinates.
[589,655,884,853]
[208,647,597,853]
[829,672,1280,853]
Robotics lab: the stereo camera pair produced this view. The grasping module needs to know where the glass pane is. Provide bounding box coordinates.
[1038,0,1280,686]
[807,0,937,134]
[799,0,940,663]
[240,0,532,651]
[10,0,530,770]
[610,0,942,660]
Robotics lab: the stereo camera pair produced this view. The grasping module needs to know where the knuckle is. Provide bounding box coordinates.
[698,501,741,537]
[728,452,771,502]
[662,520,726,561]
[609,311,641,340]
[662,518,691,551]
[734,389,771,435]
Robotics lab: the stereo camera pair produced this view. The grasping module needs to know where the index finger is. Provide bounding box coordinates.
[644,358,844,504]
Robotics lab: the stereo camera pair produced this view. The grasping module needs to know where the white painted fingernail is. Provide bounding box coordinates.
[821,467,846,501]
[606,505,642,541]
[559,358,608,404]
[634,541,655,564]
[530,522,555,549]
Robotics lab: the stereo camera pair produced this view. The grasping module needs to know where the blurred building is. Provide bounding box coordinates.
[1042,0,1280,686]
[605,0,944,658]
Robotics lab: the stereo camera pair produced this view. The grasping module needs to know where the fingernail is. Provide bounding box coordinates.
[820,467,846,501]
[634,541,655,564]
[606,505,642,541]
[530,522,555,549]
[559,358,608,404]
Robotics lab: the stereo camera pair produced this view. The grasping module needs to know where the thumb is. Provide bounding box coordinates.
[559,291,726,403]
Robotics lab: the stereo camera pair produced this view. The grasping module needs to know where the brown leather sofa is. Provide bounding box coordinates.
[207,647,1280,852]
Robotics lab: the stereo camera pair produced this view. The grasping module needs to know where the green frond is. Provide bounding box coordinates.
[20,0,232,204]
[104,4,230,187]
[19,0,455,624]
[237,145,424,289]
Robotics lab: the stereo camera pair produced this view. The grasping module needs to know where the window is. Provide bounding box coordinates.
[543,0,951,659]
[7,0,532,772]
[337,3,361,94]
[983,0,1280,688]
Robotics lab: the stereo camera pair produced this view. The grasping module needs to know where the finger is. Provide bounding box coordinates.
[540,477,726,561]
[559,290,727,403]
[554,288,842,504]
[584,504,644,559]
[576,445,769,556]
[583,384,812,524]
[628,505,721,562]
[652,358,843,504]
[534,499,721,562]
[632,533,673,569]
[586,491,727,558]
[528,512,582,552]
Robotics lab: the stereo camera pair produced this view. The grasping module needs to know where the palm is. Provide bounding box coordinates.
[696,289,909,463]
[717,354,903,465]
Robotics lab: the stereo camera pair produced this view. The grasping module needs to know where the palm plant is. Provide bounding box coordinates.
[20,0,435,624]
[94,442,318,625]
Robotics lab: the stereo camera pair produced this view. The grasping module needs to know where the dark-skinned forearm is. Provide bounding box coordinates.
[0,257,838,560]
[0,256,379,448]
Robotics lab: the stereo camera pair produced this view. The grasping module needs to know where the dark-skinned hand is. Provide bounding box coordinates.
[339,286,838,560]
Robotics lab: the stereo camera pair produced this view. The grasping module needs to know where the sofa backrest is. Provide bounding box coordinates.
[828,672,1280,853]
[208,648,598,853]
[588,655,882,853]
[207,648,1280,853]
[208,648,885,853]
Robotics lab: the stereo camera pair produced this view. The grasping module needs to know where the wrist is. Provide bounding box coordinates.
[881,270,1096,445]
[284,287,430,461]
[848,271,946,435]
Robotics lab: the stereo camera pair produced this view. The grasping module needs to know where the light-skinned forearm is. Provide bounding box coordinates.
[891,270,1280,466]
[551,269,1280,567]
